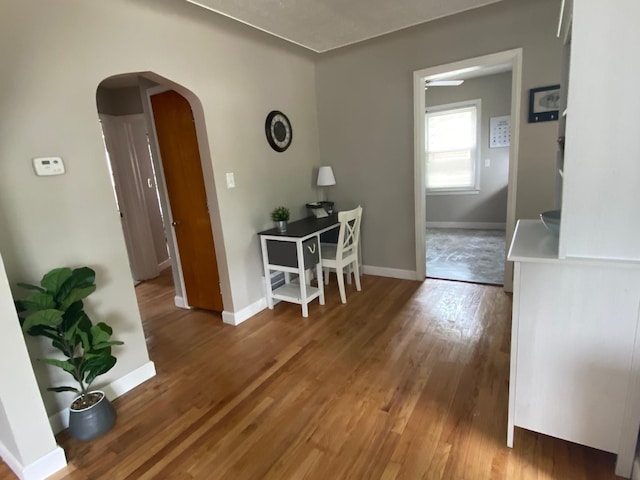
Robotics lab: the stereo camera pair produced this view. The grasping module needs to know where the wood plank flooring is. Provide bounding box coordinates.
[0,271,623,479]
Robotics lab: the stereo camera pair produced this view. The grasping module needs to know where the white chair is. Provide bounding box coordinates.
[321,206,362,303]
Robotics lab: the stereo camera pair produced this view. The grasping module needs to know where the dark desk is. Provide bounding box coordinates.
[258,215,339,317]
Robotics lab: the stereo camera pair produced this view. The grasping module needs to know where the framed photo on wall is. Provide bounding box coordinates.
[528,85,560,123]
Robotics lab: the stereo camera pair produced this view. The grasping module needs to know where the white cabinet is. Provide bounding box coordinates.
[508,221,640,478]
[508,2,640,477]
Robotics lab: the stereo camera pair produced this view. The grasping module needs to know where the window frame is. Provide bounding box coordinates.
[425,99,482,195]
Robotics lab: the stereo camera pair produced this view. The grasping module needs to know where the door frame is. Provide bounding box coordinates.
[413,48,523,291]
[144,84,225,310]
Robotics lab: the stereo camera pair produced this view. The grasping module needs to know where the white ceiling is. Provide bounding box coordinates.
[184,0,503,53]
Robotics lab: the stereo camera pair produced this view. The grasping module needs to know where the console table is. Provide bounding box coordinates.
[258,215,339,317]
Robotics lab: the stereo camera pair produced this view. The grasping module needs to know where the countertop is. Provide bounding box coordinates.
[508,219,640,268]
[507,220,559,263]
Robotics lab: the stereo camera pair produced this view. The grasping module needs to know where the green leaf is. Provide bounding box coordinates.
[95,322,113,336]
[90,323,112,346]
[48,386,80,394]
[40,357,76,373]
[41,268,73,295]
[78,330,91,352]
[61,301,85,331]
[59,286,96,311]
[85,355,116,387]
[70,267,96,288]
[24,324,59,339]
[22,309,64,332]
[19,292,56,312]
[92,340,124,350]
[55,267,95,305]
[17,282,46,293]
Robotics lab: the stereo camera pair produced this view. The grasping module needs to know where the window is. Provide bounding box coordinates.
[425,100,481,193]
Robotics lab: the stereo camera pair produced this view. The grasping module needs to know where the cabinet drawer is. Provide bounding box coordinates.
[267,238,319,268]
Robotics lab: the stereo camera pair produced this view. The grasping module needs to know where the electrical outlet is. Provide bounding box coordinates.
[484,159,491,167]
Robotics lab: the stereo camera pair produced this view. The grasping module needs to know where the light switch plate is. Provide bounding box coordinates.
[226,172,235,188]
[33,157,65,176]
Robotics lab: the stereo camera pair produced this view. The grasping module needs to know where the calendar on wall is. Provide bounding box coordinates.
[490,115,511,148]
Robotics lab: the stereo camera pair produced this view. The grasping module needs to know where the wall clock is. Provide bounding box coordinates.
[265,110,292,152]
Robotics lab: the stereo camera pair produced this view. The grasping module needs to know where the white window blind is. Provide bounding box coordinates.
[426,102,479,192]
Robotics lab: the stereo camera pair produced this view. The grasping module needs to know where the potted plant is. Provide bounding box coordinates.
[271,206,290,233]
[15,266,124,441]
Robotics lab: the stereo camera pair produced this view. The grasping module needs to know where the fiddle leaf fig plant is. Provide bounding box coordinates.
[15,266,123,409]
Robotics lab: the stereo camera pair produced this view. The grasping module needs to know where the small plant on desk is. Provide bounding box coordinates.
[271,206,290,222]
[271,206,290,233]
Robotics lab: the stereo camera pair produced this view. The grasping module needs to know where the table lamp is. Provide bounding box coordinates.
[317,166,336,201]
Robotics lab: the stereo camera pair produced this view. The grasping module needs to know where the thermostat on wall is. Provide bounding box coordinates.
[33,156,65,176]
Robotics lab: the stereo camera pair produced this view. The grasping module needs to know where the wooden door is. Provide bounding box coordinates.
[150,90,223,311]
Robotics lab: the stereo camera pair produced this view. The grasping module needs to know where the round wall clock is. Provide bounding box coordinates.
[265,110,292,152]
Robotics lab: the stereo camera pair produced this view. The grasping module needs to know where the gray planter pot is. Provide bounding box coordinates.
[68,390,116,441]
[276,220,287,233]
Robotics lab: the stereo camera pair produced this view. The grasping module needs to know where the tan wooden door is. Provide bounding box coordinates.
[150,90,223,312]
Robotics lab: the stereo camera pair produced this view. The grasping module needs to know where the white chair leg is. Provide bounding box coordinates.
[324,267,330,285]
[353,260,361,291]
[346,263,352,285]
[336,267,347,303]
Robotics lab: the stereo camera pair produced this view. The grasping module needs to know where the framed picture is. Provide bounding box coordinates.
[528,85,560,123]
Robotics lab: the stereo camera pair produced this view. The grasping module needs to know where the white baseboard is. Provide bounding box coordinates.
[222,297,267,326]
[221,269,418,326]
[174,296,191,309]
[48,361,156,434]
[157,259,171,271]
[362,265,418,281]
[0,443,66,480]
[426,221,506,230]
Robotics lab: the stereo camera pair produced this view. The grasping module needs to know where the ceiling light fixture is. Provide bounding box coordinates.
[425,80,465,88]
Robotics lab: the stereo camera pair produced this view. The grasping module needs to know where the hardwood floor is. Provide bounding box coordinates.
[1,271,622,479]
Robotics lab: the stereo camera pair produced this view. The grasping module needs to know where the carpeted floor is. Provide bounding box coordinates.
[426,228,506,285]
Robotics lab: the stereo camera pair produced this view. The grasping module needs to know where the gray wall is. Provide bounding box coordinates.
[0,0,319,423]
[425,72,511,224]
[316,0,562,271]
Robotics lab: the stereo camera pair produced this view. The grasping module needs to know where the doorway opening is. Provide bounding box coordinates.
[413,49,523,291]
[96,72,225,313]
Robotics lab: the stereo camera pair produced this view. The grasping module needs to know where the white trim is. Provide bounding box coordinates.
[222,298,267,326]
[414,48,523,292]
[426,190,480,196]
[0,444,66,480]
[48,361,156,433]
[362,265,418,281]
[425,99,482,193]
[174,295,191,309]
[157,259,171,271]
[0,443,23,480]
[426,221,506,230]
[145,87,190,308]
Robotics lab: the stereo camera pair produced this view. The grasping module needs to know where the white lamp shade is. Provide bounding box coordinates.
[317,166,336,186]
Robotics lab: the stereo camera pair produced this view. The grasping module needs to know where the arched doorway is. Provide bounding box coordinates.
[97,73,224,312]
